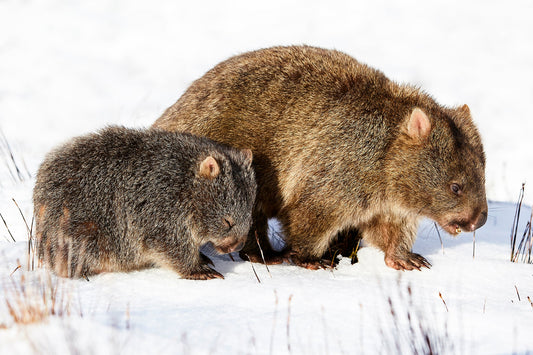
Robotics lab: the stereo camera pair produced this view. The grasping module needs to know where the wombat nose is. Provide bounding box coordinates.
[232,241,244,252]
[470,211,488,231]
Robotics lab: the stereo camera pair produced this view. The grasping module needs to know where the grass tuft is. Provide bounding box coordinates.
[0,129,31,183]
[286,294,293,354]
[255,231,272,277]
[510,183,533,264]
[0,212,16,242]
[439,292,449,312]
[3,270,79,327]
[472,230,476,259]
[245,254,261,283]
[434,222,445,255]
[379,281,455,355]
[10,198,38,271]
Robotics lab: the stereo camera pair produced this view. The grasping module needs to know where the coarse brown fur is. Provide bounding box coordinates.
[153,45,488,270]
[33,126,256,279]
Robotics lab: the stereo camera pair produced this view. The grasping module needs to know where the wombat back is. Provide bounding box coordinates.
[33,126,256,279]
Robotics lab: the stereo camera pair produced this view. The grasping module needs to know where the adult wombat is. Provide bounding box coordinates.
[33,126,256,280]
[153,45,488,271]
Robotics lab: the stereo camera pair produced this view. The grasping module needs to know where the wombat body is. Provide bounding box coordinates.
[153,45,488,270]
[33,126,256,280]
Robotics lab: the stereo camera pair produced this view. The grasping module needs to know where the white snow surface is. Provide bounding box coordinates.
[0,0,532,354]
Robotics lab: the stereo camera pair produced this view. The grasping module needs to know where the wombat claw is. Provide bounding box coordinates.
[183,265,224,280]
[289,254,334,270]
[385,252,431,271]
[201,253,215,267]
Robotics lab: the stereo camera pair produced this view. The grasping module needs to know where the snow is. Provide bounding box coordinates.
[1,0,532,354]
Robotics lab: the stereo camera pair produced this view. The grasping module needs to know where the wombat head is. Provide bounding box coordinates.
[192,148,256,253]
[387,105,488,236]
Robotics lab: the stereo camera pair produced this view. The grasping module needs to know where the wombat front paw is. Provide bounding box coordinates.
[182,265,224,280]
[385,252,431,271]
[289,254,334,270]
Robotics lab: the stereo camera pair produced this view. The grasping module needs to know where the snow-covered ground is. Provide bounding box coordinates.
[1,0,532,354]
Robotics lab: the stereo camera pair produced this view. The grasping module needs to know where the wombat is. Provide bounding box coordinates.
[153,45,488,271]
[33,126,256,280]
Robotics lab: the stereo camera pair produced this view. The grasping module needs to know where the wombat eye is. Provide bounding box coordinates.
[450,183,462,196]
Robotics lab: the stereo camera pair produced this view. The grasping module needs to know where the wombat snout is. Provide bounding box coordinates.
[232,241,245,252]
[214,239,245,254]
[210,216,248,254]
[473,210,488,230]
[463,211,487,233]
[448,208,488,235]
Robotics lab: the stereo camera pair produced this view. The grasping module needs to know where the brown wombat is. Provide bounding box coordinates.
[153,45,488,271]
[33,126,256,280]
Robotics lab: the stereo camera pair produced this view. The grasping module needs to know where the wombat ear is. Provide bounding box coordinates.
[457,104,471,115]
[199,156,220,179]
[405,108,431,140]
[242,149,253,168]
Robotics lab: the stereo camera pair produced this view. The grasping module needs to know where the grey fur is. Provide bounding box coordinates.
[33,126,256,280]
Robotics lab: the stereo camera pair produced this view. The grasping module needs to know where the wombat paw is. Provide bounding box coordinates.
[200,253,215,267]
[385,252,431,271]
[182,265,224,280]
[289,255,334,270]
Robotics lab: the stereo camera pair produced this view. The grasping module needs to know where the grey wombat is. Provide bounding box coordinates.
[153,45,488,271]
[33,126,256,280]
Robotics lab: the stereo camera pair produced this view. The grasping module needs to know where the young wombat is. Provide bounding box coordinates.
[33,126,256,280]
[153,45,488,271]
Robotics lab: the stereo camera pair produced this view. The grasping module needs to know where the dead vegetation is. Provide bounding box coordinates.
[510,183,533,263]
[0,201,78,329]
[379,282,455,355]
[2,269,78,327]
[0,129,31,184]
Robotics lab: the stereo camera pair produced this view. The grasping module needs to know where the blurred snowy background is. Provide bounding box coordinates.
[1,1,532,354]
[1,0,532,203]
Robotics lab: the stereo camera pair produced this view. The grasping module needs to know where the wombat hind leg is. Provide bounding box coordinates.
[286,244,335,269]
[200,253,215,267]
[288,253,334,270]
[384,251,431,271]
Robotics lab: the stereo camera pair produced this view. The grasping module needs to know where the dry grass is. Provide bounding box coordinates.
[378,281,455,355]
[0,211,16,242]
[0,128,31,184]
[510,183,533,264]
[0,202,78,329]
[1,266,79,328]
